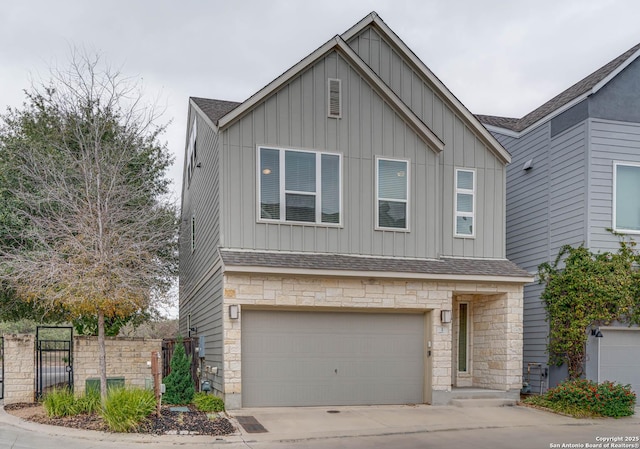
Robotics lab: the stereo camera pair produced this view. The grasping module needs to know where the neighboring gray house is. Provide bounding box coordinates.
[180,12,531,409]
[479,43,640,394]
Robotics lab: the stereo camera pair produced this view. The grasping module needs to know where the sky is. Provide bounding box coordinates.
[2,0,640,202]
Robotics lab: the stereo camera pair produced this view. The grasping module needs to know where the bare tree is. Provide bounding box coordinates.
[0,51,178,400]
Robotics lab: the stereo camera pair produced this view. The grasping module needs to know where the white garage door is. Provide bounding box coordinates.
[599,329,640,394]
[242,310,425,407]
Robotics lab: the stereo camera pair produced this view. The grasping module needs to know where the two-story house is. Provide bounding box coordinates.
[479,43,640,395]
[180,12,532,409]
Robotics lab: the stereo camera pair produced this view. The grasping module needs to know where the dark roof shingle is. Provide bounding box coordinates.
[191,97,241,124]
[478,43,640,132]
[219,250,531,279]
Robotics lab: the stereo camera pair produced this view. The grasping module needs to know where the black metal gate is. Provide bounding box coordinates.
[0,336,4,400]
[36,326,73,399]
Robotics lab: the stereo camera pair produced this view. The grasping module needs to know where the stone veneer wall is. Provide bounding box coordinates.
[221,273,524,408]
[73,337,161,395]
[472,292,523,391]
[2,334,35,404]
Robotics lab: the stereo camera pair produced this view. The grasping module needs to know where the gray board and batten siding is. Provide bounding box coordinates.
[213,49,507,260]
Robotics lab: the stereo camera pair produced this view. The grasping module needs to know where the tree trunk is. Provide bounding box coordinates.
[98,311,107,401]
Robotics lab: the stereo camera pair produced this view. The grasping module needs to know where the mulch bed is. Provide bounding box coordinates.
[4,402,236,436]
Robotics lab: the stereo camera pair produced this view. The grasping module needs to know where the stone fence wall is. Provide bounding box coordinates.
[2,334,35,404]
[1,334,162,404]
[73,336,162,395]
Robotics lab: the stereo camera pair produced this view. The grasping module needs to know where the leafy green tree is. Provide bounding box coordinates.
[162,337,195,404]
[538,234,640,379]
[0,51,178,400]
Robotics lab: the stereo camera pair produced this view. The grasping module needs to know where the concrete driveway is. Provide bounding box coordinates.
[1,402,639,449]
[229,404,640,442]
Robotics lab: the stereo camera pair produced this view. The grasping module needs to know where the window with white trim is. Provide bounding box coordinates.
[613,162,640,233]
[458,303,469,372]
[376,157,409,230]
[258,147,341,225]
[454,168,475,237]
[186,119,197,186]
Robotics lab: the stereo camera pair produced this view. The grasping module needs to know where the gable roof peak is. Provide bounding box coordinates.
[190,12,510,164]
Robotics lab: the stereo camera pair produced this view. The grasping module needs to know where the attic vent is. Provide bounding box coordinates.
[328,78,341,118]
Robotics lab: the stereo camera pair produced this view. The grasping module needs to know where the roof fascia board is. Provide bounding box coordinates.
[221,263,534,284]
[340,11,377,41]
[592,47,640,94]
[217,39,337,129]
[486,93,590,138]
[334,38,444,152]
[483,124,520,139]
[352,14,511,164]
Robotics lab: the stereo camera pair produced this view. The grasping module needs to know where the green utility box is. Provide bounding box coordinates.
[85,377,125,394]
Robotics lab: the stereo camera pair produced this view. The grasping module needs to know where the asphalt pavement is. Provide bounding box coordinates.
[1,401,639,449]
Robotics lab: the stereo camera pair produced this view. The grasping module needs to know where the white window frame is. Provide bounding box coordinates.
[186,118,197,186]
[256,146,343,226]
[454,168,476,238]
[613,161,640,234]
[375,157,410,232]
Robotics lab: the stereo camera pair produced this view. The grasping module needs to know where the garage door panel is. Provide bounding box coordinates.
[242,310,425,407]
[599,330,640,394]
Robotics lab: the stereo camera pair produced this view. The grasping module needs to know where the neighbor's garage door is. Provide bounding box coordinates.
[599,329,640,394]
[242,310,425,407]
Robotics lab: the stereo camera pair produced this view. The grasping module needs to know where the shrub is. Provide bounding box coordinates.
[193,392,225,412]
[76,389,101,415]
[101,387,156,432]
[162,337,195,405]
[534,379,636,418]
[42,388,78,418]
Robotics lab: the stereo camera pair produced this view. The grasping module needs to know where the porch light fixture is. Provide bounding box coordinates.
[440,309,452,324]
[591,328,603,338]
[229,304,239,320]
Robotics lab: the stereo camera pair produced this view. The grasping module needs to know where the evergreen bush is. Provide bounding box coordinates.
[162,337,195,404]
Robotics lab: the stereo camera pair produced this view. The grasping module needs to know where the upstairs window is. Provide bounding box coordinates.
[614,162,640,233]
[258,146,341,225]
[454,168,475,237]
[186,119,197,186]
[376,158,409,230]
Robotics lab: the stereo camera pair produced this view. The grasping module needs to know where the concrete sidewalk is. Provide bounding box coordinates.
[1,401,639,447]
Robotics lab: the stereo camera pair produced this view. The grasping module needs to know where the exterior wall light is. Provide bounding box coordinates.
[229,304,239,320]
[440,309,452,324]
